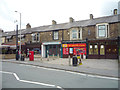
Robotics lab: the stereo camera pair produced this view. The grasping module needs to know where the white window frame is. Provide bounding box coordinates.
[78,28,82,39]
[72,30,77,39]
[36,33,40,42]
[70,28,82,40]
[96,23,109,38]
[53,31,58,40]
[31,33,36,42]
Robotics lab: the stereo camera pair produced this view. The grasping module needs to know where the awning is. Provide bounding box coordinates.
[0,45,16,49]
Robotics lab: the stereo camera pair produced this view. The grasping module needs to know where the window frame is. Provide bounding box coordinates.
[96,23,109,38]
[36,33,40,42]
[53,31,59,40]
[72,30,77,39]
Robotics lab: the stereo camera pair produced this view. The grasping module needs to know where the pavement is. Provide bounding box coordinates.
[1,57,119,78]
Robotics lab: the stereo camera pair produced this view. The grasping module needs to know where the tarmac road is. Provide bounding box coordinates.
[1,62,118,89]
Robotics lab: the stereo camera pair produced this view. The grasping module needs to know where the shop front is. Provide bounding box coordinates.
[88,39,118,59]
[25,42,41,57]
[62,42,86,58]
[41,41,61,58]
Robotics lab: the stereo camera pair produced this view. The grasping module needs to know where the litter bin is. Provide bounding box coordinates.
[21,55,24,61]
[72,56,78,66]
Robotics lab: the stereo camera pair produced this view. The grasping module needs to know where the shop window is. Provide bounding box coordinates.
[94,44,98,55]
[112,49,117,53]
[53,45,57,56]
[63,48,69,55]
[69,48,73,54]
[89,44,93,55]
[89,44,98,55]
[100,45,105,55]
[48,45,53,56]
[33,48,41,55]
[53,31,58,40]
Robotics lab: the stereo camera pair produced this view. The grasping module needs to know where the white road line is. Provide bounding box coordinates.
[65,71,86,76]
[88,75,119,80]
[0,71,63,89]
[17,64,119,81]
[19,80,55,87]
[0,71,13,74]
[13,73,20,80]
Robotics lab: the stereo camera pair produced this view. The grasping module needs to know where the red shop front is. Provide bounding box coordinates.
[62,43,86,58]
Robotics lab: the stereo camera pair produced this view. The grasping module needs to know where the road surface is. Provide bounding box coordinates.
[1,62,118,89]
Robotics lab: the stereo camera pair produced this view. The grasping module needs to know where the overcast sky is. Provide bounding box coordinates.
[0,0,119,32]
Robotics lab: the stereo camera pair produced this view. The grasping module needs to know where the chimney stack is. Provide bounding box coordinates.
[113,9,117,15]
[69,17,74,23]
[26,23,31,29]
[52,20,57,25]
[90,14,93,19]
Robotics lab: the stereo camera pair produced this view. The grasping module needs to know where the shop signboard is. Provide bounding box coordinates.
[62,43,86,48]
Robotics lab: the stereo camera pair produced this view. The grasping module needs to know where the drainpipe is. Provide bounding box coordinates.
[118,36,120,62]
[86,38,88,59]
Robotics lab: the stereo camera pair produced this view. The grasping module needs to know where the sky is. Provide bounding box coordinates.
[0,0,119,32]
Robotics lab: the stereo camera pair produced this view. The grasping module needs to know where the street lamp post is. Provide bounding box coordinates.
[15,11,21,60]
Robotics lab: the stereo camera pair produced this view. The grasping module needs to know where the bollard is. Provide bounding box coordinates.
[47,54,49,61]
[69,55,71,66]
[53,54,55,60]
[41,57,43,61]
[58,54,59,59]
[83,54,86,60]
[79,54,82,65]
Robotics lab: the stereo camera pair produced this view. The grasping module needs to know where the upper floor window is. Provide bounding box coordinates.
[6,36,12,42]
[36,33,39,41]
[70,28,82,40]
[96,23,109,38]
[31,33,39,42]
[98,25,106,37]
[53,31,58,40]
[72,30,77,39]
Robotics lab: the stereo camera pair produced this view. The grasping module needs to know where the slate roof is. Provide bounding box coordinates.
[2,14,120,37]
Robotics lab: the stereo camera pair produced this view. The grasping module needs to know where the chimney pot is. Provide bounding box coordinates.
[26,23,31,29]
[113,9,117,15]
[52,20,57,25]
[90,14,93,19]
[69,17,74,23]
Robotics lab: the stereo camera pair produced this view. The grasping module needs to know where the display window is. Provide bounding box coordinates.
[63,48,69,55]
[73,48,86,55]
[62,43,86,55]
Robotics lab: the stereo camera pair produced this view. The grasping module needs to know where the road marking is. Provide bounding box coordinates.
[0,71,64,89]
[16,64,120,81]
[0,71,13,74]
[13,73,20,80]
[19,80,55,87]
[88,74,119,80]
